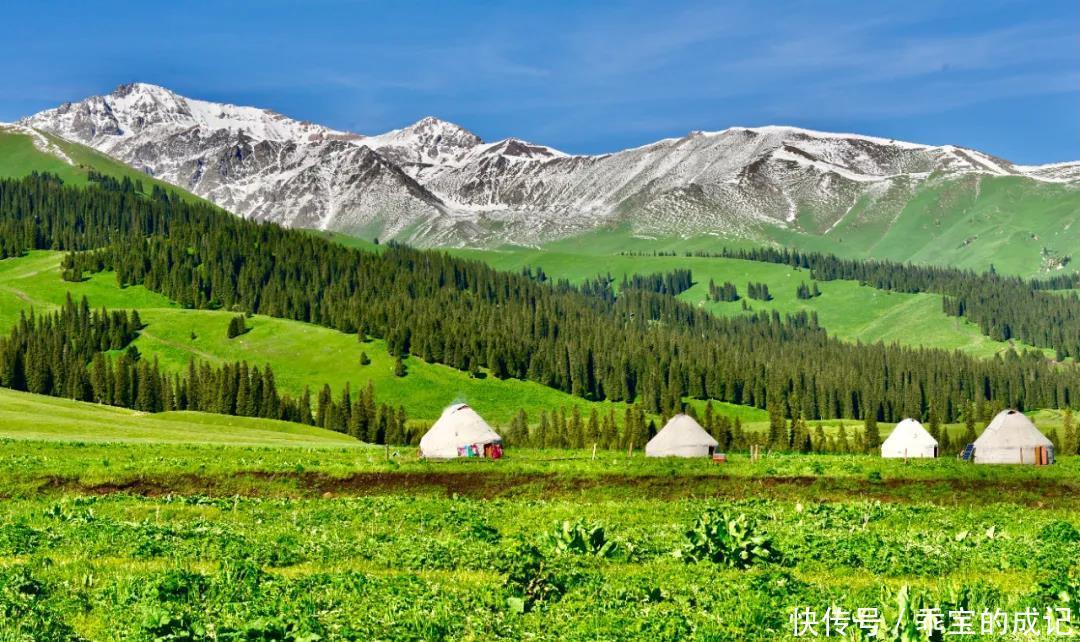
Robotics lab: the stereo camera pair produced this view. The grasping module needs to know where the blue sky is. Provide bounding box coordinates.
[1,0,1076,163]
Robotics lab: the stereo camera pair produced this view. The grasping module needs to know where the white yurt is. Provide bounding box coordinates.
[881,418,938,459]
[645,414,719,458]
[419,403,503,459]
[972,409,1054,465]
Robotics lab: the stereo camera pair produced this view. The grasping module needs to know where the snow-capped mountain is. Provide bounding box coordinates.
[20,83,1078,246]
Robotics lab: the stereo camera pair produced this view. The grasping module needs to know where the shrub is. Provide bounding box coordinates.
[153,569,209,604]
[495,538,566,612]
[1039,520,1080,544]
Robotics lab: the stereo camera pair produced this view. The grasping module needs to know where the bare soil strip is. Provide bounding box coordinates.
[35,471,1080,508]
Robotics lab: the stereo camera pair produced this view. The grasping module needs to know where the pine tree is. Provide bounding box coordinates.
[601,409,616,449]
[928,403,942,443]
[962,403,978,445]
[299,386,313,425]
[316,384,332,428]
[1062,408,1077,455]
[536,411,550,449]
[235,363,253,416]
[226,314,247,339]
[767,397,785,449]
[393,356,406,377]
[567,406,583,449]
[794,416,812,453]
[731,417,744,450]
[553,407,568,448]
[586,408,600,448]
[863,412,880,452]
[837,422,850,453]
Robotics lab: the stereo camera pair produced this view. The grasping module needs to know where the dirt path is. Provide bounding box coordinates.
[0,284,39,305]
[139,330,220,362]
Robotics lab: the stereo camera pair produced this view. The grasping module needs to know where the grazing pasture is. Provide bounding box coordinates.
[0,432,1076,640]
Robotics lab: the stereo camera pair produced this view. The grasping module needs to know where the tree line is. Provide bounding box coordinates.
[4,173,1080,423]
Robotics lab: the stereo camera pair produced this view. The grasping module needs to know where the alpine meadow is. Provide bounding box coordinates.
[0,3,1079,640]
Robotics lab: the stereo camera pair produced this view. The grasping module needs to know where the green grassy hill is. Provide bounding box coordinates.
[0,387,362,447]
[773,175,1080,278]
[449,246,1048,359]
[0,125,206,202]
[0,251,765,425]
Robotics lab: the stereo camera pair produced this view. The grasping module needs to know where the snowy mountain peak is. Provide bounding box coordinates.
[468,138,567,162]
[363,116,482,167]
[22,82,355,150]
[18,83,1079,248]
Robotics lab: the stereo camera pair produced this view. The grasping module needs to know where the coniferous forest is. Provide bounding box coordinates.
[4,173,1080,424]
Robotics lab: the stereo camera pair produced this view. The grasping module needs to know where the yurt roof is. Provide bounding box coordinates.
[647,414,718,450]
[881,418,938,448]
[421,404,501,448]
[973,409,1052,449]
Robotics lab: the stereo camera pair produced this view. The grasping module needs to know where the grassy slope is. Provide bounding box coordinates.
[0,251,767,425]
[557,177,1080,279]
[0,387,361,447]
[0,131,83,182]
[449,246,1047,359]
[0,127,207,203]
[791,176,1080,277]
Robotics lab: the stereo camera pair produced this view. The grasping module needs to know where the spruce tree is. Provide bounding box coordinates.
[226,315,247,339]
[767,398,785,449]
[586,408,600,448]
[537,411,550,449]
[837,423,850,453]
[1063,408,1077,455]
[863,412,880,452]
[962,404,978,445]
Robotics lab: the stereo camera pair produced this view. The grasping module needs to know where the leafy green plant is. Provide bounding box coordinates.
[1039,520,1080,543]
[495,538,566,613]
[219,617,321,642]
[139,606,208,642]
[545,520,618,558]
[676,510,777,568]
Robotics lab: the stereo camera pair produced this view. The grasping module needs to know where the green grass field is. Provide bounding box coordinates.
[0,388,361,447]
[0,433,1075,640]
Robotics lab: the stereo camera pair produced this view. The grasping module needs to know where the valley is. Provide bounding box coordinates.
[0,87,1077,642]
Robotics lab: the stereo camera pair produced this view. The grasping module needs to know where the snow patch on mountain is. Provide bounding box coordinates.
[0,122,74,165]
